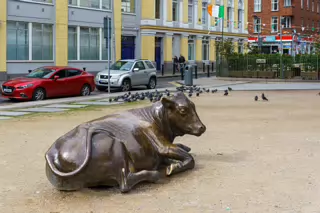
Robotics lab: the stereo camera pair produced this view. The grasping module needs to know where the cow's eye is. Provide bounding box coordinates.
[179,107,187,115]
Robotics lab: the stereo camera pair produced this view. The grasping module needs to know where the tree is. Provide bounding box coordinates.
[312,33,320,54]
[215,39,235,57]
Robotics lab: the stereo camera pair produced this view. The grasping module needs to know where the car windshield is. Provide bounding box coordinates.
[110,61,134,71]
[26,67,55,79]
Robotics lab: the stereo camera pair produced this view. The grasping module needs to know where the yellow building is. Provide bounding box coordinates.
[0,0,248,80]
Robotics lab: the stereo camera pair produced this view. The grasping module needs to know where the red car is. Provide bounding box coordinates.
[1,66,95,101]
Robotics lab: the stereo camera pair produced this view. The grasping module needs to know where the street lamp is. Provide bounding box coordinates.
[253,15,261,53]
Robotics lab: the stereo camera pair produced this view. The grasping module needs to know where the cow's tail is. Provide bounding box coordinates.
[45,127,96,178]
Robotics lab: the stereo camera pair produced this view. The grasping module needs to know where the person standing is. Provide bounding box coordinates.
[178,54,186,74]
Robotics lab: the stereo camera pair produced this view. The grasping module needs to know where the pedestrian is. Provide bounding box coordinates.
[178,54,186,74]
[173,56,179,74]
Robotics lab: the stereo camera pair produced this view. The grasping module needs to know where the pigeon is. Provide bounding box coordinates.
[224,90,228,96]
[196,92,199,97]
[254,96,258,101]
[109,98,112,102]
[261,93,268,101]
[211,89,218,93]
[206,89,210,93]
[188,93,192,97]
[228,87,232,91]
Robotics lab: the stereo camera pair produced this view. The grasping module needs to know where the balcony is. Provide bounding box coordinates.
[282,6,294,16]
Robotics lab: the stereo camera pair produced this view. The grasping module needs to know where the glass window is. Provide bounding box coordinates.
[80,27,99,60]
[54,70,67,79]
[318,1,319,12]
[134,61,146,70]
[202,3,207,25]
[254,0,262,12]
[254,17,261,33]
[188,0,193,23]
[282,16,292,28]
[227,7,231,28]
[271,0,279,11]
[110,61,134,71]
[271,17,278,32]
[155,0,161,19]
[68,0,77,5]
[80,0,99,8]
[6,21,29,60]
[284,0,291,6]
[173,0,179,21]
[26,67,55,79]
[32,23,53,60]
[102,0,111,9]
[238,9,242,29]
[67,69,82,77]
[68,27,77,60]
[202,37,209,60]
[188,37,195,60]
[145,61,155,69]
[312,0,314,11]
[302,0,304,8]
[122,0,135,13]
[31,0,52,3]
[307,0,310,8]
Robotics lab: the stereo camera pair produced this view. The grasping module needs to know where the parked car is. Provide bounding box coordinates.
[95,59,157,92]
[1,66,95,101]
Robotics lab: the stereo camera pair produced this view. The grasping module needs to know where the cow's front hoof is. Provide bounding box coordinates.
[166,163,182,176]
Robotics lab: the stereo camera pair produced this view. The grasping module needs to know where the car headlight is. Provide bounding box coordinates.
[17,84,33,89]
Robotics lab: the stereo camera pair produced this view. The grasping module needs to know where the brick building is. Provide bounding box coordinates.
[248,0,318,54]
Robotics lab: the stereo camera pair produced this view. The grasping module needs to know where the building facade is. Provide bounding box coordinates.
[0,0,248,80]
[248,0,318,54]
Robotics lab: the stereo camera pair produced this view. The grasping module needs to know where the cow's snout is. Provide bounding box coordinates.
[193,123,206,136]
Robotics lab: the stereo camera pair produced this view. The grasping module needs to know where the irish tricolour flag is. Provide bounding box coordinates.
[207,5,225,18]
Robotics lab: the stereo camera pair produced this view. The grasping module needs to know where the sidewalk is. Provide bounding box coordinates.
[217,77,320,83]
[157,71,215,79]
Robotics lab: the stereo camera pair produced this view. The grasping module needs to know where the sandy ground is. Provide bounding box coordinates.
[1,91,320,213]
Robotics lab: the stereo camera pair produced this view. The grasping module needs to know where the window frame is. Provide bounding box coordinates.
[254,0,262,12]
[271,16,278,33]
[254,17,262,33]
[271,0,279,11]
[188,0,193,23]
[188,36,195,60]
[172,0,179,21]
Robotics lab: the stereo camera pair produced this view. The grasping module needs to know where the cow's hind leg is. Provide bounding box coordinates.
[116,142,160,193]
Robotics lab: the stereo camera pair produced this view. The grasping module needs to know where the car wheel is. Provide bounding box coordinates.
[80,84,91,96]
[32,88,46,101]
[147,77,157,89]
[96,85,107,92]
[121,79,131,92]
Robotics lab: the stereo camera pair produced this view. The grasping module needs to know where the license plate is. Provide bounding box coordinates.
[3,88,12,93]
[99,80,108,84]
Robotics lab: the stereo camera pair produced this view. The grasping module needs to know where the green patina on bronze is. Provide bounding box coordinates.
[45,92,206,193]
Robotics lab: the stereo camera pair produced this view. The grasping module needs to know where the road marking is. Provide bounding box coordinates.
[168,81,183,87]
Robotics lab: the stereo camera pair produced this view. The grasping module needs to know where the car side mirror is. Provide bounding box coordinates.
[53,75,59,81]
[133,68,139,72]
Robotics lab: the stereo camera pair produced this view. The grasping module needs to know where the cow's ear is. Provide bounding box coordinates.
[161,97,175,109]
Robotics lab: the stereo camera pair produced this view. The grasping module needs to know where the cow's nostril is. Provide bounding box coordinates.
[199,125,206,132]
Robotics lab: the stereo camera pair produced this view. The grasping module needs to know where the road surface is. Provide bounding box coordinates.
[0,74,211,105]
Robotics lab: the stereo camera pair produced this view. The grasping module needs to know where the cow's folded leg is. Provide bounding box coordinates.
[160,145,195,176]
[175,143,191,153]
[117,143,160,193]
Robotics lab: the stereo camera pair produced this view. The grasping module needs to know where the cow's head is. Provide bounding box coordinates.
[161,92,206,137]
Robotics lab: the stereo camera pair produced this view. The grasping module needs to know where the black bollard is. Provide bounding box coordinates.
[161,64,164,76]
[195,65,198,79]
[83,67,86,71]
[172,63,175,75]
[28,69,32,73]
[207,64,210,77]
[202,62,205,72]
[212,62,214,72]
[181,65,184,80]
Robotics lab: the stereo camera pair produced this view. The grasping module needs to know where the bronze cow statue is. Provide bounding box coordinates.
[45,92,206,193]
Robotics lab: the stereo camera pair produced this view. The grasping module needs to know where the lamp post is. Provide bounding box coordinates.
[253,15,261,54]
[280,17,284,79]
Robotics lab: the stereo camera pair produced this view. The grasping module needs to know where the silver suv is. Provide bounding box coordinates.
[95,59,157,92]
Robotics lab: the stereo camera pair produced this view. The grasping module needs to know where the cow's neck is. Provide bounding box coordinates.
[141,104,176,143]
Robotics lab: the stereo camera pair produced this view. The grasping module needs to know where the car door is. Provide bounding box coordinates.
[65,69,83,96]
[49,70,68,97]
[131,61,147,85]
[144,60,156,78]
